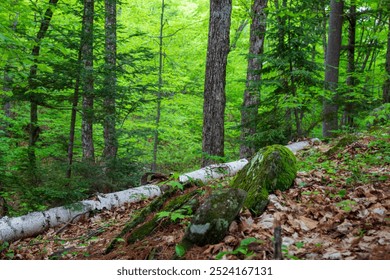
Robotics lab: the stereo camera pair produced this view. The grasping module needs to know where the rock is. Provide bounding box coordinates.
[282,237,295,247]
[183,188,247,246]
[323,251,342,260]
[336,220,353,234]
[231,145,297,215]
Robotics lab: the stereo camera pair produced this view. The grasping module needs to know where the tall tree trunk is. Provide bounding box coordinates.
[2,66,14,134]
[151,0,165,172]
[322,0,343,138]
[1,12,18,133]
[27,0,59,181]
[343,2,356,127]
[384,15,390,104]
[202,0,232,167]
[81,0,95,162]
[240,0,268,159]
[102,0,118,160]
[66,48,82,180]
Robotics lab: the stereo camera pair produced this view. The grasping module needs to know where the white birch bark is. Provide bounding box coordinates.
[0,185,160,242]
[0,139,319,242]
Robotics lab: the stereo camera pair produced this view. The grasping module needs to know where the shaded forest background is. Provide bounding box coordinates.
[0,0,389,216]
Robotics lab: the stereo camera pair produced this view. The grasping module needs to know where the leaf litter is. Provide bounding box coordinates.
[1,131,389,260]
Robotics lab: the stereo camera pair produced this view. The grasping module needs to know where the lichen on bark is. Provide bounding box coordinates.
[232,144,297,215]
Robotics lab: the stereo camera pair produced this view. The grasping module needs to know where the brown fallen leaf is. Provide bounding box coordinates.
[297,216,318,231]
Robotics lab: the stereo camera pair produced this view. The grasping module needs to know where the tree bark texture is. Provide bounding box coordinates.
[67,50,81,179]
[102,0,118,160]
[2,65,14,135]
[322,0,343,138]
[152,0,165,172]
[342,3,356,127]
[27,0,59,179]
[81,0,95,162]
[202,0,232,167]
[384,15,390,104]
[1,13,18,132]
[240,0,268,159]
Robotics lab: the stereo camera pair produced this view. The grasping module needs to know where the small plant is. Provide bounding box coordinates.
[295,241,305,249]
[215,237,262,260]
[336,199,357,212]
[357,229,366,237]
[157,205,193,223]
[301,190,320,196]
[175,244,186,258]
[167,180,184,191]
[282,245,300,260]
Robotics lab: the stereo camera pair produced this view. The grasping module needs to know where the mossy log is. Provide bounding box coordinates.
[105,187,199,254]
[231,144,297,215]
[126,190,200,244]
[105,187,177,254]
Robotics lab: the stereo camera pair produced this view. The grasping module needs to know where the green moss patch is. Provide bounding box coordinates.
[232,144,297,215]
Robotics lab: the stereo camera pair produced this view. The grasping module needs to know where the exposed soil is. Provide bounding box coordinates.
[1,134,389,260]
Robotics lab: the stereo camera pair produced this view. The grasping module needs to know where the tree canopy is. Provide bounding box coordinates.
[0,0,389,216]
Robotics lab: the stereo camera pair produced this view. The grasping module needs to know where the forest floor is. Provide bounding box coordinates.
[1,128,389,260]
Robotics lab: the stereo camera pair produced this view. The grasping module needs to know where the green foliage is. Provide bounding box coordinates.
[282,244,300,260]
[157,204,193,223]
[215,237,262,260]
[336,200,357,212]
[0,0,389,218]
[175,244,186,258]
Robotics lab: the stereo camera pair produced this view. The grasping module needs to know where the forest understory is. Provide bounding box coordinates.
[1,128,389,260]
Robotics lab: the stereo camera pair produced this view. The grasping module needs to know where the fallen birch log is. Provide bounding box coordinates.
[0,185,161,242]
[0,139,319,243]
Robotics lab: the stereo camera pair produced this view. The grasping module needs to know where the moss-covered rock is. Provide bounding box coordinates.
[183,188,247,246]
[231,144,297,215]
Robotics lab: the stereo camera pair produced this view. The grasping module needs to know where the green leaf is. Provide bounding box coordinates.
[156,211,171,219]
[295,241,304,249]
[167,181,184,190]
[239,237,258,246]
[175,244,186,257]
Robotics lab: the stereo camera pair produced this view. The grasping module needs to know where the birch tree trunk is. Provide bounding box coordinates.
[202,0,232,167]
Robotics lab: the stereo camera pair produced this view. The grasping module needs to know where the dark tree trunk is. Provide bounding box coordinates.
[27,0,59,180]
[102,0,118,160]
[343,3,356,127]
[2,65,14,135]
[81,0,95,162]
[151,0,165,172]
[202,0,232,167]
[1,13,18,131]
[384,16,390,104]
[322,0,343,138]
[66,47,82,179]
[240,0,268,159]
